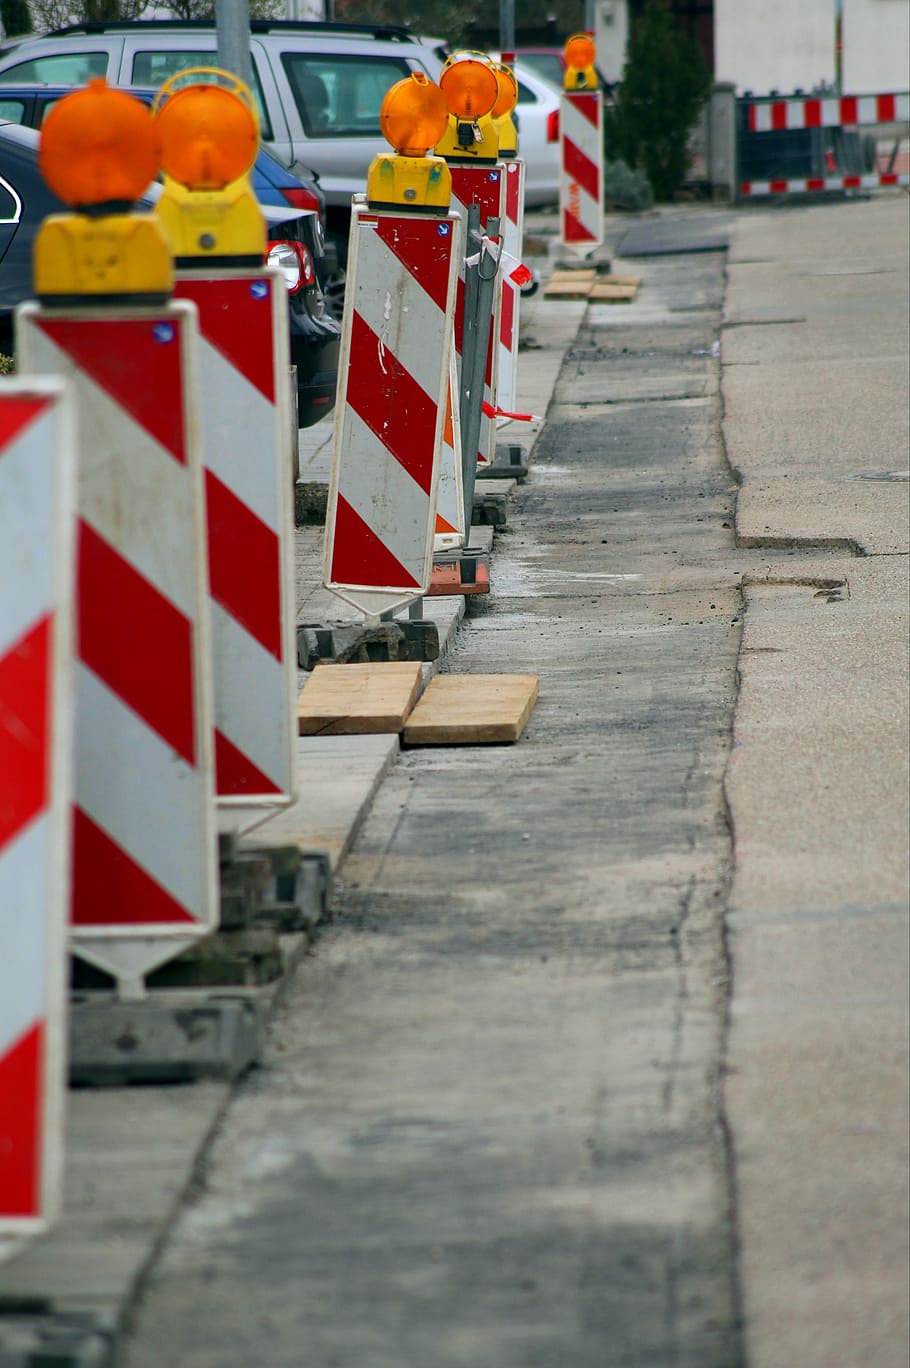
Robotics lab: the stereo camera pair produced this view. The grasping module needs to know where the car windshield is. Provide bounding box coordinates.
[129,50,273,139]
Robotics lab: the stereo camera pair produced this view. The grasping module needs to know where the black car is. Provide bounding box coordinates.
[0,120,339,426]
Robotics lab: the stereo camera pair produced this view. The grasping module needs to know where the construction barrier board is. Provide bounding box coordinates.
[497,158,526,419]
[740,172,910,196]
[449,165,506,466]
[560,90,604,252]
[16,302,218,994]
[0,378,75,1250]
[324,202,461,619]
[174,268,296,806]
[745,91,910,132]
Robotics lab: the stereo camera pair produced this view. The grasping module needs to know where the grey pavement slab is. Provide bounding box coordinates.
[616,217,732,256]
[722,198,910,1368]
[723,194,910,555]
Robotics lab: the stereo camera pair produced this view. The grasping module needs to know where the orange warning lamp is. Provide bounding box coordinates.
[491,61,519,157]
[153,68,265,266]
[436,53,501,161]
[33,77,172,304]
[564,32,599,90]
[39,77,160,206]
[157,80,257,189]
[368,73,452,212]
[380,72,449,157]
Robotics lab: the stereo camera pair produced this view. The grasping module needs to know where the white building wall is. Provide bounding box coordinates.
[843,0,910,92]
[715,0,836,94]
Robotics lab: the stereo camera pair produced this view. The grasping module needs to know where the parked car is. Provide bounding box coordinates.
[486,58,561,206]
[0,19,447,268]
[0,120,339,426]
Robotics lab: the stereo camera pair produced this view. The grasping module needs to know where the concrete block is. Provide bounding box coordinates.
[68,996,263,1087]
[0,1311,112,1367]
[478,443,529,480]
[296,620,440,670]
[145,929,284,989]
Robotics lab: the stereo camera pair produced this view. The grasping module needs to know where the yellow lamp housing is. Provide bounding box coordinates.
[34,213,172,306]
[153,68,266,266]
[563,32,599,90]
[33,77,172,303]
[367,73,452,212]
[436,53,500,163]
[491,63,519,158]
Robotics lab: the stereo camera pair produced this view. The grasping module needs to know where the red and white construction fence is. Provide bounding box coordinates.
[746,92,909,132]
[741,89,910,196]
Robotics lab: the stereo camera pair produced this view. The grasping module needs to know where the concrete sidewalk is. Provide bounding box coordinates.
[721,194,910,1368]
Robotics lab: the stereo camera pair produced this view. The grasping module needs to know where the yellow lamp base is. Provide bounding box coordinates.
[33,212,173,303]
[155,175,266,264]
[366,153,452,212]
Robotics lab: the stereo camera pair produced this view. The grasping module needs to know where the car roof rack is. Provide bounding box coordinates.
[44,18,418,42]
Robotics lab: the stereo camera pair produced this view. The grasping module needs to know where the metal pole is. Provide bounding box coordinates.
[834,0,843,94]
[500,0,515,61]
[585,0,595,34]
[216,0,253,91]
[459,207,482,530]
[460,213,501,531]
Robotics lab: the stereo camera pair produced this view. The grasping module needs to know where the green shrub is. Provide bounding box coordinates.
[0,354,15,375]
[603,158,654,212]
[604,0,710,201]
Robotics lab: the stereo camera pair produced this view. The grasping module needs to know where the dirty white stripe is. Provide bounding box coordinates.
[76,665,214,925]
[211,602,294,795]
[353,225,453,403]
[332,406,435,589]
[20,322,202,623]
[195,336,282,532]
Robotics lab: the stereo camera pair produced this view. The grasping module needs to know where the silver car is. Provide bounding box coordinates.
[0,19,445,259]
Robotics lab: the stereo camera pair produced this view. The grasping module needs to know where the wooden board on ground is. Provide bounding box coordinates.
[297,661,422,736]
[589,281,640,302]
[543,269,598,299]
[403,674,539,745]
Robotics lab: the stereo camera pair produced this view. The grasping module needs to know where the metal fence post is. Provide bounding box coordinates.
[459,210,501,531]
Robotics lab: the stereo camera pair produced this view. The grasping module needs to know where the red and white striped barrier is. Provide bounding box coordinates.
[0,380,74,1249]
[560,90,604,251]
[324,202,460,619]
[746,92,910,133]
[17,303,218,997]
[497,158,526,419]
[174,270,295,805]
[450,165,506,466]
[434,353,465,553]
[740,171,910,196]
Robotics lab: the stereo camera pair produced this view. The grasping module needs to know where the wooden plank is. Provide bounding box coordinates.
[543,270,597,300]
[402,674,540,745]
[603,274,642,287]
[297,661,423,736]
[549,268,597,284]
[589,281,639,302]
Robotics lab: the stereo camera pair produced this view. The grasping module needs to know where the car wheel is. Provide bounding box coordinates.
[324,264,346,320]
